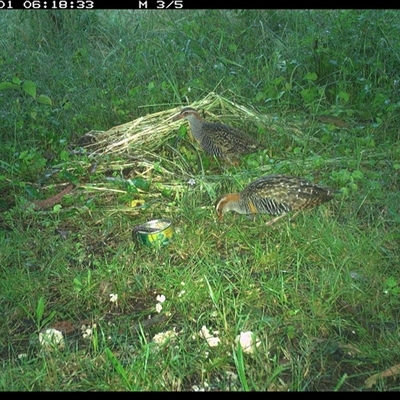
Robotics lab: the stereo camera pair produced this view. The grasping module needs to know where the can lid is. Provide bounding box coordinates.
[135,219,171,233]
[133,219,172,239]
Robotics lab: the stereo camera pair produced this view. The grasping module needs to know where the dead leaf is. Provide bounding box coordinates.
[129,199,145,208]
[27,183,75,210]
[365,363,400,388]
[317,115,351,128]
[52,320,77,335]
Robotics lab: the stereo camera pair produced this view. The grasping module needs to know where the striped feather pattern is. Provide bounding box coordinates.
[215,174,337,223]
[173,107,264,160]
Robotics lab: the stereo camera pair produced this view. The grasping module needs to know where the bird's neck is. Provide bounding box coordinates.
[185,114,204,140]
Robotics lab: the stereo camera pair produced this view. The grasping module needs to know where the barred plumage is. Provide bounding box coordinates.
[172,107,264,162]
[215,174,337,225]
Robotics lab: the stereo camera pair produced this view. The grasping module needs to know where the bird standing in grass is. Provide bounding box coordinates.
[215,174,337,225]
[172,107,264,163]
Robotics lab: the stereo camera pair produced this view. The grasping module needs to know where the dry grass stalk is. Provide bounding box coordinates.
[80,92,290,158]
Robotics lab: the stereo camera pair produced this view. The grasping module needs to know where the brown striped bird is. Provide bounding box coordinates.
[215,174,337,225]
[172,107,264,163]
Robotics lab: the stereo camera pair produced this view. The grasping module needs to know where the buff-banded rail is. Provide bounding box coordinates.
[215,174,338,225]
[172,107,264,163]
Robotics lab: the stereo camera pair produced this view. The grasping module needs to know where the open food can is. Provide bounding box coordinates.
[132,219,173,248]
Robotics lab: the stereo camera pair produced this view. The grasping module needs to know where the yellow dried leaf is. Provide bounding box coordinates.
[365,363,400,388]
[129,199,145,208]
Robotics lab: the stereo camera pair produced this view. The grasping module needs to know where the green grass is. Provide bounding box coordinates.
[1,9,400,391]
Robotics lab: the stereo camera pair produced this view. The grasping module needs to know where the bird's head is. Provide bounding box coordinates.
[214,193,241,221]
[172,107,201,122]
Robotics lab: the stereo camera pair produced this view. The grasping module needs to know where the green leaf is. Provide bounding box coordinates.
[286,325,296,339]
[338,90,350,102]
[385,277,397,288]
[18,150,29,160]
[24,185,39,198]
[53,204,62,212]
[153,161,162,173]
[22,80,36,98]
[161,188,172,197]
[255,91,265,102]
[301,87,318,103]
[392,287,400,295]
[233,343,250,391]
[272,76,285,85]
[0,81,20,90]
[41,310,57,327]
[36,297,45,325]
[59,150,70,161]
[293,147,302,154]
[351,170,364,180]
[105,347,134,390]
[304,72,318,81]
[37,94,52,105]
[73,277,83,292]
[228,43,238,52]
[12,77,22,84]
[131,178,150,191]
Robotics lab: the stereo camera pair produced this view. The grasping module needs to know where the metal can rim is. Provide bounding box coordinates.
[135,219,172,234]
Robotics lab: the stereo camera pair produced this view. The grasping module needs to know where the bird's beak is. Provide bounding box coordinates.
[172,113,182,121]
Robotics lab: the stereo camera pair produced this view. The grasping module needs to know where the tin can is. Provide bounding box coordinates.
[133,219,173,248]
